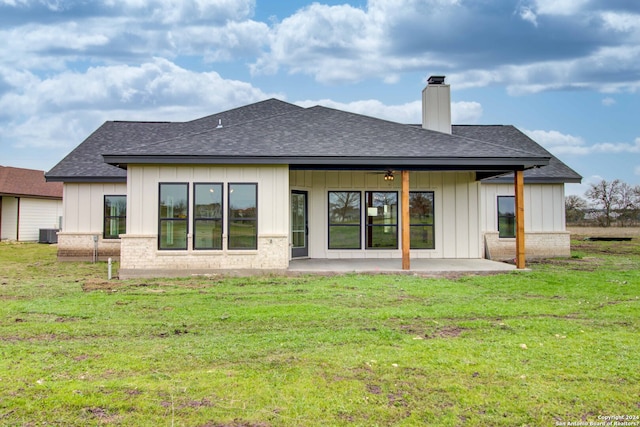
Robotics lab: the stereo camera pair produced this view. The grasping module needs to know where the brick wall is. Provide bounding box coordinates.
[118,234,289,278]
[484,231,571,261]
[57,232,121,261]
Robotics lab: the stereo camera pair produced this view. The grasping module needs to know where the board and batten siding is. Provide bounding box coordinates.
[116,165,290,276]
[290,170,482,259]
[62,183,127,233]
[126,165,289,236]
[480,183,566,232]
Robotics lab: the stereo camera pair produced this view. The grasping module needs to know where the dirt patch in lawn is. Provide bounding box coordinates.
[389,317,464,339]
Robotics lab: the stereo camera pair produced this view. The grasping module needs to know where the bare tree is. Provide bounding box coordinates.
[585,179,621,227]
[615,182,637,226]
[565,194,587,224]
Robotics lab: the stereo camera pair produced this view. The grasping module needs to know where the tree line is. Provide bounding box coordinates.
[566,179,640,227]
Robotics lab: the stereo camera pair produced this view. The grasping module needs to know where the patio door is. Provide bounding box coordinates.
[291,190,308,258]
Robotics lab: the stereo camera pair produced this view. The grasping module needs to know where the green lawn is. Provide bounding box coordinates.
[0,241,639,426]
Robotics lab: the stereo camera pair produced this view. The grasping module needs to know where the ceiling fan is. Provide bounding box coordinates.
[368,169,396,181]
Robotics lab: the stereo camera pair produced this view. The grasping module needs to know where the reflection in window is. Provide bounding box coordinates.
[104,195,126,239]
[365,191,398,249]
[159,183,188,250]
[328,191,361,249]
[228,183,257,250]
[410,192,435,249]
[194,183,223,250]
[498,196,515,238]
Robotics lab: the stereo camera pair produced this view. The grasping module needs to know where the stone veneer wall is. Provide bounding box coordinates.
[117,234,289,278]
[484,231,571,261]
[57,232,122,261]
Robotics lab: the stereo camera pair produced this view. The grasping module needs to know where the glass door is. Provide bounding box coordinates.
[291,191,308,258]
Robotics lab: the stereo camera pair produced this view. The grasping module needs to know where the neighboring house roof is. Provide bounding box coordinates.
[47,98,580,183]
[0,166,63,198]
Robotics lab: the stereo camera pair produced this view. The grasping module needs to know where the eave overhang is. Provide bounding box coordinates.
[44,175,127,183]
[103,155,550,172]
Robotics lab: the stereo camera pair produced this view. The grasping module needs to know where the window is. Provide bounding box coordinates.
[365,191,398,249]
[498,196,515,238]
[228,183,257,250]
[410,191,435,249]
[159,183,188,250]
[104,195,126,239]
[193,183,223,250]
[328,191,361,249]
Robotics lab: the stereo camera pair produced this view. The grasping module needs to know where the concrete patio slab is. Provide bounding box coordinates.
[288,258,518,276]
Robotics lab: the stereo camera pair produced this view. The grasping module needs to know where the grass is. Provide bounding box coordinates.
[1,240,639,426]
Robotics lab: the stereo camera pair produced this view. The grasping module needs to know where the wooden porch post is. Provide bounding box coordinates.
[402,170,410,270]
[515,170,525,269]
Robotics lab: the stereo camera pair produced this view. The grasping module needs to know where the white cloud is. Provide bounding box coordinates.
[451,101,482,124]
[519,7,538,26]
[251,2,386,83]
[0,58,277,154]
[529,0,590,16]
[565,174,604,197]
[295,99,421,123]
[106,0,255,24]
[447,43,640,95]
[590,138,640,154]
[0,0,264,71]
[294,98,481,124]
[601,11,640,33]
[523,129,588,154]
[525,129,640,156]
[602,97,616,106]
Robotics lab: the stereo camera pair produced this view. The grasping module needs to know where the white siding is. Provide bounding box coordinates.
[292,171,482,259]
[126,165,289,237]
[480,183,566,232]
[17,198,63,241]
[1,197,18,240]
[63,183,127,233]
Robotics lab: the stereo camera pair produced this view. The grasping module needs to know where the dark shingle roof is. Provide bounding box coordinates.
[452,125,582,183]
[0,166,63,198]
[106,106,543,159]
[47,98,579,183]
[46,99,303,182]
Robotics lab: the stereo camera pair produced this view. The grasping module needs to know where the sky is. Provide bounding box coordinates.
[1,0,639,197]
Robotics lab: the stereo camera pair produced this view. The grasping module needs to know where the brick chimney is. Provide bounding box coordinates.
[422,75,451,134]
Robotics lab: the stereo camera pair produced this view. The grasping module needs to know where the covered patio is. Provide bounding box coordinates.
[288,257,518,276]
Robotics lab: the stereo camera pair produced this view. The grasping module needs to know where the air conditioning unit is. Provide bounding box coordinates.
[38,229,59,244]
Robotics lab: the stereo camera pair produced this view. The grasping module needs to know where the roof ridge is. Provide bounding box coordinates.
[106,101,307,154]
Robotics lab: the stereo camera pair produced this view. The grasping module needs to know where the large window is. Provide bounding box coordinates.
[328,191,361,249]
[228,183,257,250]
[104,195,126,239]
[365,191,398,249]
[498,196,516,238]
[193,183,223,250]
[410,191,435,249]
[159,183,188,250]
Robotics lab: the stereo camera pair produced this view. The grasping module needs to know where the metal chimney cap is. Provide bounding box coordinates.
[428,75,446,85]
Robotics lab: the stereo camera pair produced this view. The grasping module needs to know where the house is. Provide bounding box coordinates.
[46,76,581,278]
[0,166,63,242]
